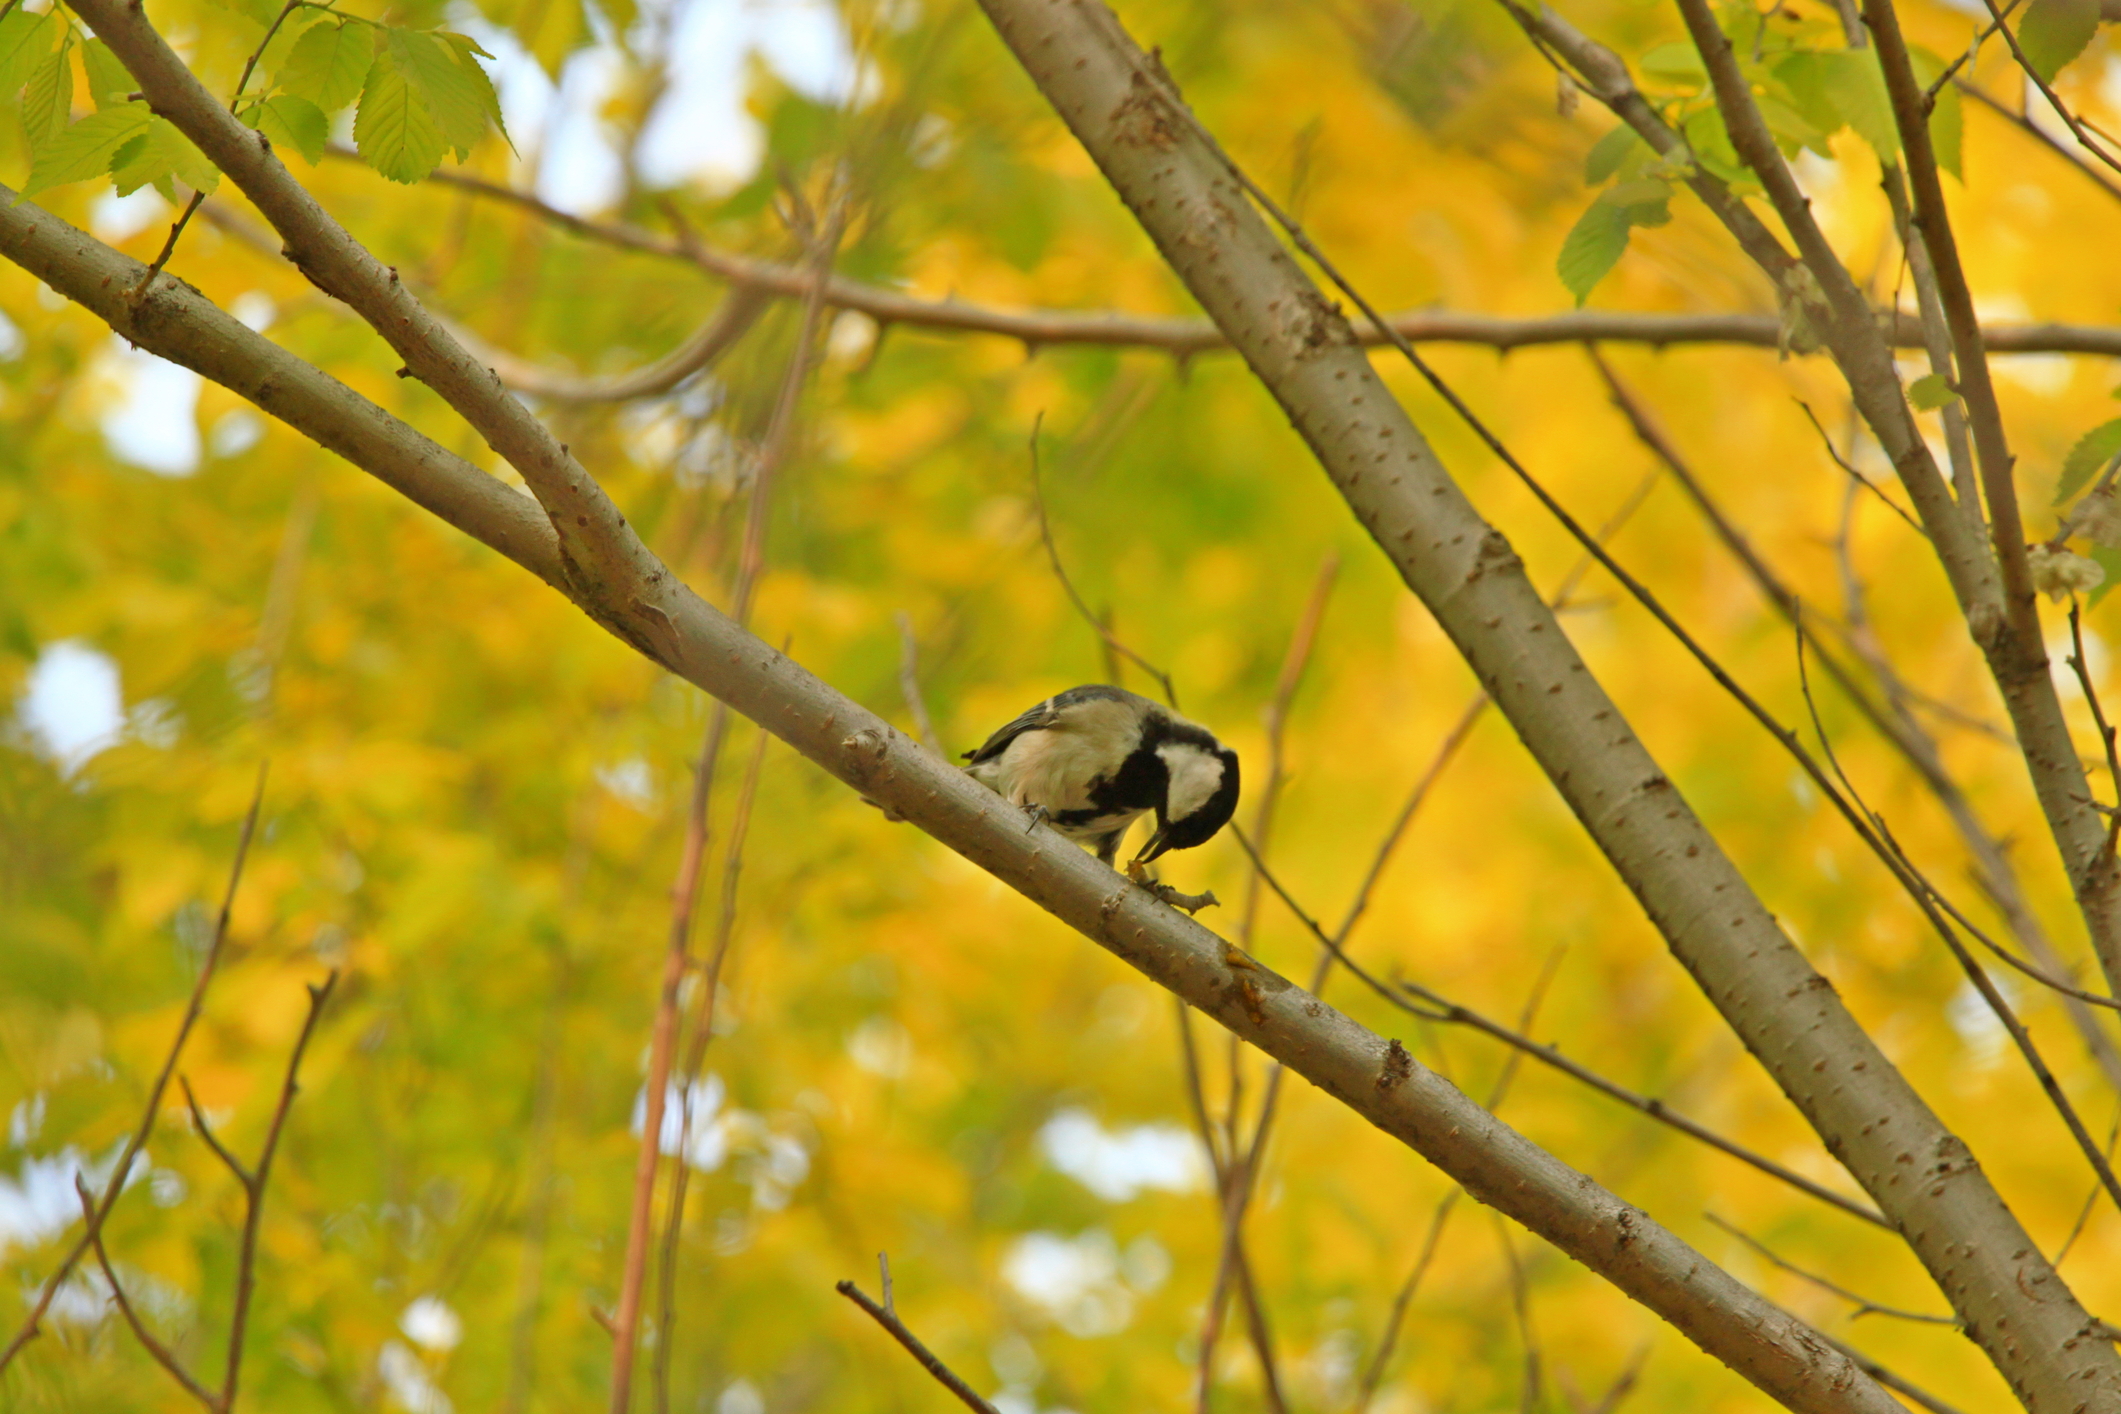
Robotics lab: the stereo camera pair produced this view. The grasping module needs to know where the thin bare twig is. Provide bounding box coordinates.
[2055,1113,2121,1266]
[0,766,268,1377]
[380,155,2121,358]
[653,718,771,1414]
[1794,637,2121,1218]
[1029,414,1178,708]
[1494,1216,1543,1414]
[1792,399,1927,538]
[220,972,338,1411]
[1705,1213,1957,1325]
[1921,0,2026,102]
[1959,80,2121,202]
[895,612,947,758]
[2070,601,2121,817]
[74,1177,217,1409]
[1976,0,2121,179]
[837,1258,999,1414]
[619,200,846,1414]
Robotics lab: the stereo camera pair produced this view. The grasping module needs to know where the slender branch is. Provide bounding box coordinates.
[652,717,771,1414]
[1705,1215,1957,1325]
[73,1178,217,1409]
[179,1076,253,1185]
[1958,80,2121,202]
[349,153,2121,359]
[0,767,267,1377]
[1920,0,2024,101]
[1395,975,1888,1228]
[443,286,770,403]
[1976,0,2121,178]
[1794,640,2121,1218]
[837,1261,999,1414]
[1791,399,1927,539]
[221,972,338,1412]
[1030,414,1177,707]
[619,205,844,1414]
[1494,1216,1543,1414]
[2071,601,2121,816]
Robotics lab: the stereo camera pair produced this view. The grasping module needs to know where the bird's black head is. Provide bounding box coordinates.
[1134,737,1241,865]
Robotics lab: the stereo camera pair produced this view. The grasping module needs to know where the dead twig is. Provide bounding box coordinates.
[896,612,948,758]
[837,1256,999,1414]
[1705,1213,1957,1325]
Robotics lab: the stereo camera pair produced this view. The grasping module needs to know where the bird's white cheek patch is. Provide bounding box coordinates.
[1160,744,1224,822]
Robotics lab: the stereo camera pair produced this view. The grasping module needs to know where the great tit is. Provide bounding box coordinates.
[962,685,1241,869]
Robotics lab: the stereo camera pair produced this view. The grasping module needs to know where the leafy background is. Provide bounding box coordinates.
[6,0,2121,1410]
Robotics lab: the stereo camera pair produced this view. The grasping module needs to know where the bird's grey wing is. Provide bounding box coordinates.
[960,685,1137,764]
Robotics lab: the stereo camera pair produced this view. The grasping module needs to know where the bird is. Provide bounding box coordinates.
[961,685,1241,875]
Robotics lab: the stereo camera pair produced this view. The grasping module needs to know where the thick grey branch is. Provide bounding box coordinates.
[4,192,1883,1414]
[965,1,2117,1410]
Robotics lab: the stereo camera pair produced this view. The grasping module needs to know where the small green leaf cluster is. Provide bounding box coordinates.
[1558,7,1961,305]
[2048,412,2121,604]
[1,4,507,204]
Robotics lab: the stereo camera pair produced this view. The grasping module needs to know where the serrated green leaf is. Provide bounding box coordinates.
[355,57,446,183]
[23,103,153,197]
[387,28,490,159]
[1639,41,1706,84]
[278,20,374,112]
[22,37,76,151]
[244,94,328,164]
[440,31,509,147]
[109,115,220,197]
[1585,125,1645,185]
[2057,419,2121,505]
[81,38,134,109]
[0,8,55,99]
[2017,0,2099,81]
[1907,373,1957,411]
[1557,200,1632,307]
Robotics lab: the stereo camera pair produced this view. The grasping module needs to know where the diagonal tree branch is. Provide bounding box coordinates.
[963,3,2116,1409]
[1,191,1894,1414]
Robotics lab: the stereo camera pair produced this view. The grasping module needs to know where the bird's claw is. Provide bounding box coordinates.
[1023,803,1050,835]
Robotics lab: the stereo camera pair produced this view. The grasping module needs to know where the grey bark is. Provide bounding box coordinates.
[0,189,1895,1414]
[963,2,2120,1411]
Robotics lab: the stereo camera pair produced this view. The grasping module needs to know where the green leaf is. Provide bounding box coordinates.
[110,115,221,197]
[0,8,55,99]
[81,38,134,109]
[1682,106,1747,186]
[354,55,447,183]
[440,31,509,147]
[21,37,76,151]
[23,103,154,197]
[278,20,374,112]
[2056,418,2121,505]
[244,94,329,164]
[1770,53,1842,143]
[2017,0,2099,81]
[207,0,282,33]
[1639,41,1706,84]
[1600,177,1671,208]
[1819,49,1897,161]
[1557,200,1632,307]
[388,28,491,159]
[1907,373,1957,411]
[1584,125,1645,185]
[1756,91,1828,154]
[1929,81,1963,179]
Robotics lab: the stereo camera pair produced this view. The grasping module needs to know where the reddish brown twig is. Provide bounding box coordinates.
[613,201,844,1414]
[0,766,267,1377]
[74,1177,217,1408]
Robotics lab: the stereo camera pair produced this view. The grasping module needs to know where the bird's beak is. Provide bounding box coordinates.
[1133,826,1172,866]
